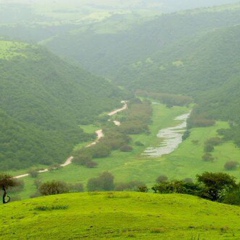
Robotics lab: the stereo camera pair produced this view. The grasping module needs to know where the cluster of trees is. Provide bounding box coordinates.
[86,171,147,192]
[73,99,152,168]
[136,90,193,107]
[152,172,240,205]
[29,171,146,196]
[118,99,152,135]
[3,171,240,207]
[31,179,84,197]
[28,171,240,207]
[187,107,216,129]
[218,122,240,148]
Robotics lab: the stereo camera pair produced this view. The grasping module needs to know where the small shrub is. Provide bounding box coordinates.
[183,178,193,183]
[120,145,133,152]
[224,161,239,171]
[35,205,69,211]
[223,189,240,205]
[115,181,146,191]
[68,183,84,192]
[39,180,69,196]
[156,175,168,183]
[74,154,92,165]
[191,140,199,145]
[202,153,214,162]
[150,228,165,233]
[182,130,190,141]
[138,185,148,192]
[85,160,98,168]
[87,171,115,191]
[204,144,214,152]
[135,141,144,146]
[28,169,39,178]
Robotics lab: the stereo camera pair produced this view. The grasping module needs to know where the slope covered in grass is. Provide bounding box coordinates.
[0,192,240,239]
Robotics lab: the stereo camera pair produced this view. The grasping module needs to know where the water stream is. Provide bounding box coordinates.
[143,112,190,157]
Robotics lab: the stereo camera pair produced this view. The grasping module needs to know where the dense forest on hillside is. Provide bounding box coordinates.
[0,41,124,170]
[42,3,240,148]
[117,25,240,144]
[1,2,240,170]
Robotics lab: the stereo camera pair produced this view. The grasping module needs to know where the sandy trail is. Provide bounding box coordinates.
[86,129,104,147]
[14,101,127,179]
[108,101,127,116]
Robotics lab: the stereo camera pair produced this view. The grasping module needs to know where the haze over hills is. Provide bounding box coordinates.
[0,1,239,169]
[2,1,240,238]
[116,24,240,135]
[40,3,240,77]
[0,1,240,170]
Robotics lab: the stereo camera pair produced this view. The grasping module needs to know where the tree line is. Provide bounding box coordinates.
[2,170,240,207]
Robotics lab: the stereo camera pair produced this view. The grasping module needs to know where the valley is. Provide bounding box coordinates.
[1,1,240,238]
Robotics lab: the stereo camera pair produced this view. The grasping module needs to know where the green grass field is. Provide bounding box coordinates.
[11,102,240,200]
[1,192,240,239]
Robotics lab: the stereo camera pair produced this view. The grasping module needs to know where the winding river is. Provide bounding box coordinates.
[143,112,190,157]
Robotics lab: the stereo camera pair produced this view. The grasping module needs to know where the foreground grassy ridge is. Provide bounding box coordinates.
[0,192,240,239]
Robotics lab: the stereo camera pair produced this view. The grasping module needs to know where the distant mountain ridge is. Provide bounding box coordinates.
[41,3,240,77]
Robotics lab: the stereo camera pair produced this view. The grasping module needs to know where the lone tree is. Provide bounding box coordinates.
[0,173,19,204]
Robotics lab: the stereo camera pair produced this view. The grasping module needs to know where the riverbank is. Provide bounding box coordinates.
[143,112,190,157]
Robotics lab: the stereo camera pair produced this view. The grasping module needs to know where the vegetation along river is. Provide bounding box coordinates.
[143,112,190,157]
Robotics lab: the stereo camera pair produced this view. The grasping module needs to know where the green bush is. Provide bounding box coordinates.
[39,180,69,196]
[224,161,239,171]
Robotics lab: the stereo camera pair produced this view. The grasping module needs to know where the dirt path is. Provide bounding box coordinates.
[14,101,127,179]
[86,129,104,147]
[108,101,127,116]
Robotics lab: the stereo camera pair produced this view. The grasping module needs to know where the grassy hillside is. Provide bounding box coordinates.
[1,192,240,239]
[0,40,123,170]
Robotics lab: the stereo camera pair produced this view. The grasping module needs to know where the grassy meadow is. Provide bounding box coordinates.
[10,102,240,200]
[1,192,240,239]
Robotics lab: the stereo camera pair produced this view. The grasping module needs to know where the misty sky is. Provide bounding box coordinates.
[1,0,239,11]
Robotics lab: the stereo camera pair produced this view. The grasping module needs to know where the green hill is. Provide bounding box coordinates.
[116,24,240,137]
[0,40,123,170]
[119,24,240,94]
[1,192,240,239]
[42,3,240,77]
